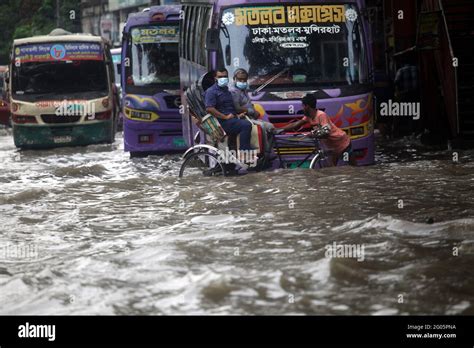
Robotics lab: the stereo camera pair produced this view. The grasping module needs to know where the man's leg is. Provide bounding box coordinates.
[238,120,252,151]
[337,143,357,167]
[330,152,352,166]
[251,119,274,133]
[249,120,270,155]
[220,118,252,151]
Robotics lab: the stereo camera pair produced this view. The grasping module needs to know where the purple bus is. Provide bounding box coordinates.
[180,0,375,166]
[121,5,186,157]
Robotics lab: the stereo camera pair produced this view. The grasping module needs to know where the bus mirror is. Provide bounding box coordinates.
[205,28,219,51]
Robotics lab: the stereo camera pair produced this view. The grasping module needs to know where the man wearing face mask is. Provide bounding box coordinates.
[205,67,253,156]
[230,68,275,156]
[229,68,257,118]
[281,93,356,166]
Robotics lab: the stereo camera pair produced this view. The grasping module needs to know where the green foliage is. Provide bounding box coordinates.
[0,0,20,65]
[0,0,82,65]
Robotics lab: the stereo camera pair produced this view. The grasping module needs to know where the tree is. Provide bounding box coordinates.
[0,0,82,65]
[0,0,21,65]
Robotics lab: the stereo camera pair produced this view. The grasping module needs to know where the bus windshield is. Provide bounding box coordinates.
[127,25,180,88]
[12,42,108,99]
[219,4,368,88]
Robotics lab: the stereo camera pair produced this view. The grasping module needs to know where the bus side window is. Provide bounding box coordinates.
[199,7,211,67]
[187,6,195,62]
[192,7,202,64]
[182,6,189,60]
[179,6,186,59]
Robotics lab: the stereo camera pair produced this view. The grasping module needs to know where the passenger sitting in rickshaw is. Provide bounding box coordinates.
[229,68,275,158]
[281,94,357,167]
[204,67,256,163]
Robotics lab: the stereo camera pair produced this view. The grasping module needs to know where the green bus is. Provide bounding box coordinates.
[8,29,119,149]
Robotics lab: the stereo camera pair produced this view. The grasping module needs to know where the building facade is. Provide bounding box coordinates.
[81,0,179,46]
[366,0,473,146]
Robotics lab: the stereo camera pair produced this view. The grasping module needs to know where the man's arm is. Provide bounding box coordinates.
[281,119,306,132]
[240,93,256,118]
[313,114,331,138]
[206,107,232,120]
[245,103,256,118]
[231,91,247,114]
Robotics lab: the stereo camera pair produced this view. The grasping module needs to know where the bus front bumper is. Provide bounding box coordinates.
[13,122,113,149]
[123,118,187,153]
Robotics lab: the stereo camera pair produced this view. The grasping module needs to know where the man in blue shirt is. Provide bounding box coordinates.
[205,67,252,152]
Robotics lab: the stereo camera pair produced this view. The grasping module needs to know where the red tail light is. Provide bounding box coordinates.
[13,114,37,124]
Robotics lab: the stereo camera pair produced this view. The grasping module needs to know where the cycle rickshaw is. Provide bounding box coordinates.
[178,73,331,178]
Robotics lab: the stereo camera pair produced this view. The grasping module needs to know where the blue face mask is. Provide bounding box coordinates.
[236,81,248,90]
[217,77,229,87]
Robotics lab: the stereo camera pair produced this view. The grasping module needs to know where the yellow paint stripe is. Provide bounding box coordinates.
[127,95,160,110]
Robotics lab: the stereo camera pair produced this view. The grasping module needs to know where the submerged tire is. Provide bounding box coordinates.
[179,151,226,178]
[310,152,327,170]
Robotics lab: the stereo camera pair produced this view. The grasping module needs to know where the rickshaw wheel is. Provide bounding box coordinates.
[310,151,328,170]
[179,150,226,178]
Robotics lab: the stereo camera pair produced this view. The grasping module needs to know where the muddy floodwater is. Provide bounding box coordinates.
[0,128,473,315]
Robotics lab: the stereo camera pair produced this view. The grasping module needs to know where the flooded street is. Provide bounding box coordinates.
[0,127,473,315]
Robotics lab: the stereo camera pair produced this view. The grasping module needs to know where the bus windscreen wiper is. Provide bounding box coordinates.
[252,67,289,96]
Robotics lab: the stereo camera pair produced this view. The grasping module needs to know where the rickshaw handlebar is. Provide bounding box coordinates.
[275,125,330,139]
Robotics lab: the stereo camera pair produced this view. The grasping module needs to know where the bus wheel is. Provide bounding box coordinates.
[179,151,226,178]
